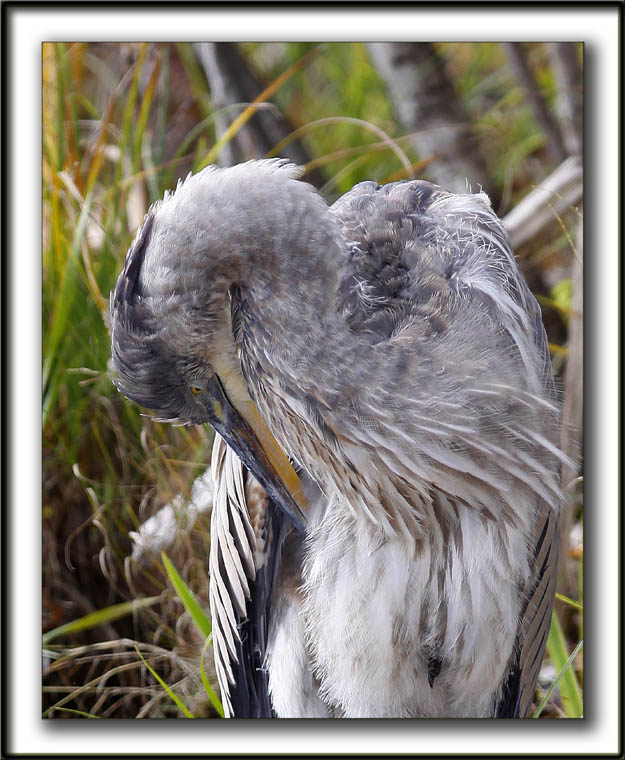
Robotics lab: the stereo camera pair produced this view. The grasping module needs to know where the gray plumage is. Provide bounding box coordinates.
[110,159,563,718]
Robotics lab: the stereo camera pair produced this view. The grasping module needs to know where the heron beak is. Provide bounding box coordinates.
[202,374,307,532]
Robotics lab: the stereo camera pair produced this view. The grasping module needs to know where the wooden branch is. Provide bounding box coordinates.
[502,155,582,249]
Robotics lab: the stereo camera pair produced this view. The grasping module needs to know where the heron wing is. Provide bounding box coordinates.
[495,504,559,717]
[332,179,548,359]
[331,178,561,717]
[209,434,285,718]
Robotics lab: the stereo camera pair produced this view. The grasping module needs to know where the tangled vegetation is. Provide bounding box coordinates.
[42,42,583,719]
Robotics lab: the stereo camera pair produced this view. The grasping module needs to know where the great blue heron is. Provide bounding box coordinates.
[110,159,562,718]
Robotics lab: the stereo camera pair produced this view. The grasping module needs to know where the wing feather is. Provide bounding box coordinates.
[495,505,559,717]
[209,434,284,718]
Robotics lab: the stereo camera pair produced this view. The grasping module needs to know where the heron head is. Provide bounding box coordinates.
[109,161,310,529]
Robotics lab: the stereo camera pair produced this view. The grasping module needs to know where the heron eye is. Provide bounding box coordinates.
[189,377,208,397]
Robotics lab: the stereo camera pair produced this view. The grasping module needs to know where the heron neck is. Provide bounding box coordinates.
[236,250,357,422]
[219,187,369,482]
[242,267,354,390]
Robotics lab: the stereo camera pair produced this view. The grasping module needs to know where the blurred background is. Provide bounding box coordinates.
[42,41,583,719]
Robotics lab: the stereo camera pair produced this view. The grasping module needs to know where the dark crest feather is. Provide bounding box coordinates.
[109,211,189,421]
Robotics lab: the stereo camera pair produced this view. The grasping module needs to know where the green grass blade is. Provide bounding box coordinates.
[133,55,160,169]
[578,536,584,640]
[161,552,211,639]
[53,44,67,171]
[537,612,583,717]
[555,592,583,611]
[134,645,194,718]
[200,635,224,717]
[161,553,224,716]
[42,190,94,425]
[533,636,584,718]
[42,596,161,647]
